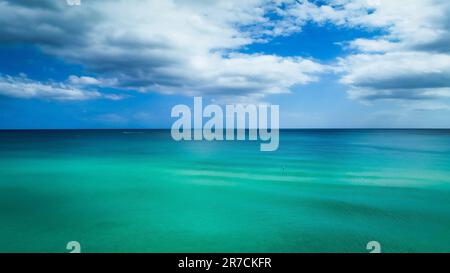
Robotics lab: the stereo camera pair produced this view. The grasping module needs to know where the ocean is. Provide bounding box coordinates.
[0,129,449,253]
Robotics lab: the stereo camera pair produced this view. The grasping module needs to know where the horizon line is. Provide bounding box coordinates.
[1,128,450,130]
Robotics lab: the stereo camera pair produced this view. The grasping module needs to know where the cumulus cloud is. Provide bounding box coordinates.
[276,0,450,106]
[0,0,327,99]
[68,75,101,86]
[67,75,118,87]
[320,0,450,104]
[1,0,448,107]
[0,74,122,101]
[339,51,450,100]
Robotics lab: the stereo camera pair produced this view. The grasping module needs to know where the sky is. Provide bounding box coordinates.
[0,0,449,129]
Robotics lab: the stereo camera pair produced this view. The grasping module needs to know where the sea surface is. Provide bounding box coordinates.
[0,129,450,253]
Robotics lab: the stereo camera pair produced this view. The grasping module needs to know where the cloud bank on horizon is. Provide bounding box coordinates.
[0,0,449,126]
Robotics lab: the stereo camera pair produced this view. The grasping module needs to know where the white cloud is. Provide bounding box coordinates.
[347,38,401,53]
[338,51,450,100]
[0,74,122,101]
[323,0,450,105]
[266,0,450,107]
[67,75,119,88]
[0,0,326,100]
[68,75,101,85]
[0,0,448,107]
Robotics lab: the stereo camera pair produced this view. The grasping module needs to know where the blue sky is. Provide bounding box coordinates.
[0,0,449,129]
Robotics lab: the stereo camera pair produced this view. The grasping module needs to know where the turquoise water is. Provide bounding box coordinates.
[0,129,450,253]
